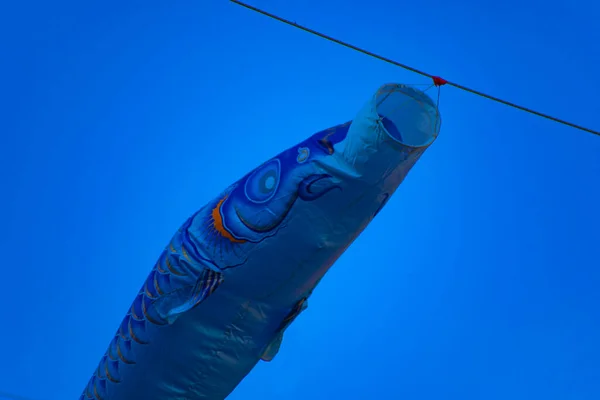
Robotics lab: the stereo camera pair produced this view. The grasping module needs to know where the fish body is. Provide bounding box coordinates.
[80,83,441,400]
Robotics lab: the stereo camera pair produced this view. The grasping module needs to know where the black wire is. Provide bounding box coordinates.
[231,0,599,137]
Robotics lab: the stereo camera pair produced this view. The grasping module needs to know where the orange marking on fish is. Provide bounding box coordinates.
[105,361,120,383]
[181,246,191,262]
[118,323,128,340]
[323,130,335,139]
[128,319,148,345]
[86,384,93,399]
[156,259,168,274]
[130,302,142,320]
[319,130,336,154]
[165,256,185,276]
[142,295,166,326]
[107,345,117,361]
[116,340,135,365]
[144,280,157,299]
[94,381,106,400]
[211,196,246,243]
[153,273,164,295]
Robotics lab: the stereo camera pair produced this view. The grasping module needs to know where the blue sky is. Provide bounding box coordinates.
[1,0,600,399]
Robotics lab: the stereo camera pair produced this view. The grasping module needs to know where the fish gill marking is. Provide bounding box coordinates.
[211,196,247,243]
[234,192,298,233]
[297,174,341,201]
[235,174,339,233]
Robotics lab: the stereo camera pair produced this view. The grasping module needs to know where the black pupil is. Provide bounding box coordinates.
[259,171,276,193]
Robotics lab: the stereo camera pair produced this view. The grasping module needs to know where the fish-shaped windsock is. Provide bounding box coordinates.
[80,83,441,400]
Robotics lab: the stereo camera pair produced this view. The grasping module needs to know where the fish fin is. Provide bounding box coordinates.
[153,269,224,324]
[261,298,308,362]
[261,332,283,362]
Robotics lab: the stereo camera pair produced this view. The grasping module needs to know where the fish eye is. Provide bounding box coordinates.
[244,159,281,204]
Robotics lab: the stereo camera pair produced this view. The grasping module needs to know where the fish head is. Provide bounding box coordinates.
[186,84,441,285]
[327,83,441,186]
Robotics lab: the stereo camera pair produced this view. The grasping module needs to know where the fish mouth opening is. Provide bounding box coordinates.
[375,84,441,148]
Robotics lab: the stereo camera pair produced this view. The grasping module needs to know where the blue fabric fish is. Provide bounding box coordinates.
[80,83,441,400]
